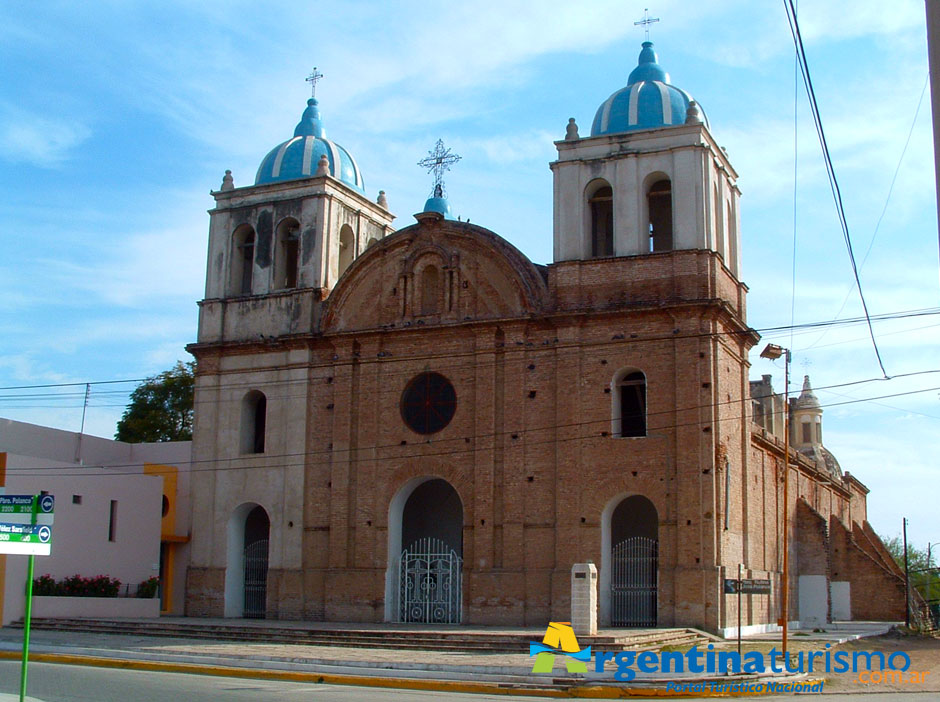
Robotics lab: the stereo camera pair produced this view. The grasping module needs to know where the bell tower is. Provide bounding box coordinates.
[551,42,741,277]
[197,80,395,344]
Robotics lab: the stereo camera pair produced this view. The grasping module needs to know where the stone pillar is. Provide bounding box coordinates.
[571,562,598,636]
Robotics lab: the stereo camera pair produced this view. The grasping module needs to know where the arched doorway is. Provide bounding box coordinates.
[601,494,658,627]
[385,477,463,623]
[224,502,269,618]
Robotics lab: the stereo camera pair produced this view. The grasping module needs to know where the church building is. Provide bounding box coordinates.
[185,43,906,633]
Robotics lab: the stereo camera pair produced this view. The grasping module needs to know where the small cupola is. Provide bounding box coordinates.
[417,139,460,221]
[590,42,707,136]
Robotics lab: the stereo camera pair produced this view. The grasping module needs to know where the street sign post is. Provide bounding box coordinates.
[0,495,54,702]
[723,578,771,595]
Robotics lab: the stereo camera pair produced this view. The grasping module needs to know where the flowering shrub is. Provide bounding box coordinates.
[137,576,160,599]
[32,574,57,596]
[32,574,121,597]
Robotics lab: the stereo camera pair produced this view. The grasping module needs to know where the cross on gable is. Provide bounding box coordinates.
[306,67,324,98]
[417,139,461,197]
[634,8,660,40]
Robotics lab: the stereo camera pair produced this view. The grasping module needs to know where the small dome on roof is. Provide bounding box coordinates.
[793,375,821,411]
[422,184,454,219]
[591,42,707,136]
[255,98,365,192]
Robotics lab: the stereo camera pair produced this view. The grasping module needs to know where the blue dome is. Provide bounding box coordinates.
[423,196,454,219]
[590,42,707,136]
[255,98,365,192]
[422,183,454,219]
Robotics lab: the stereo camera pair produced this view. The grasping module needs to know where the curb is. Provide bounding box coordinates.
[0,651,824,698]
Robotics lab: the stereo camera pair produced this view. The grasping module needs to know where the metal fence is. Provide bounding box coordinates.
[244,538,269,619]
[611,536,658,627]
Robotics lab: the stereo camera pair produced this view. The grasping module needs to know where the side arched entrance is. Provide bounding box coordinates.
[601,494,659,627]
[224,502,270,618]
[385,477,463,623]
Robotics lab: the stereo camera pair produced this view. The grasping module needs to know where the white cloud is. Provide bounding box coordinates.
[0,102,90,166]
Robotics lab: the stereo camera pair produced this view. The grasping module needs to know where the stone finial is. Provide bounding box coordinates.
[315,153,330,177]
[377,190,388,209]
[220,169,234,191]
[565,117,579,140]
[685,100,704,125]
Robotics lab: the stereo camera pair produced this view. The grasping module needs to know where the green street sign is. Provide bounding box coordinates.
[0,524,52,543]
[0,496,36,515]
[0,495,54,515]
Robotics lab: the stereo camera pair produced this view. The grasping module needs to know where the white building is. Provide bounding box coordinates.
[0,418,191,624]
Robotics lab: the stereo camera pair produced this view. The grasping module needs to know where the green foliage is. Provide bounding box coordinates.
[881,535,940,605]
[115,361,195,442]
[32,574,57,596]
[33,574,122,597]
[137,576,160,599]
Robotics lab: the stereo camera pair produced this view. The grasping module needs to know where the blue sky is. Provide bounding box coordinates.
[0,1,937,547]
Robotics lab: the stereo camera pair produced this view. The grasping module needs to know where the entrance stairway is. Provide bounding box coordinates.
[13,618,712,653]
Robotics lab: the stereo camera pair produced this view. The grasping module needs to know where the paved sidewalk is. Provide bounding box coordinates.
[0,621,893,696]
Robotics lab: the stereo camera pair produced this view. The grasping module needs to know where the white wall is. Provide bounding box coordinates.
[1,418,192,625]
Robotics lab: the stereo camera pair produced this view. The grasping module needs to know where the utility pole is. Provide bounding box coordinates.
[760,343,791,656]
[903,517,910,628]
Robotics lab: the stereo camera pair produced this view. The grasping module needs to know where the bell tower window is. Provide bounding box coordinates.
[648,179,673,252]
[338,224,355,277]
[231,225,255,296]
[589,185,613,257]
[275,218,300,290]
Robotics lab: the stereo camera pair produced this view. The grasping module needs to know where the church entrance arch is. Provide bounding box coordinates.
[385,477,463,623]
[224,502,270,618]
[600,494,658,627]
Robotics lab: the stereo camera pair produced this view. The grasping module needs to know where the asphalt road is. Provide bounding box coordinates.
[1,661,938,702]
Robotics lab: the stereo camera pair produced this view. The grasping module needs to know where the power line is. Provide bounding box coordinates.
[4,378,939,479]
[0,306,937,401]
[783,0,888,377]
[803,73,930,352]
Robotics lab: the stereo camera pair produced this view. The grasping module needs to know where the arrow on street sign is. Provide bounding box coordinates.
[0,523,53,556]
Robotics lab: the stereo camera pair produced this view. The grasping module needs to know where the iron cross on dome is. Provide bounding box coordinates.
[634,8,660,41]
[306,67,324,98]
[418,139,461,198]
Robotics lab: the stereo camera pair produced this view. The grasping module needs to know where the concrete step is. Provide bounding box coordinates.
[14,618,711,653]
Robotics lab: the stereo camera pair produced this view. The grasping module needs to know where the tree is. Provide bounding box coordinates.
[115,361,195,442]
[881,534,940,613]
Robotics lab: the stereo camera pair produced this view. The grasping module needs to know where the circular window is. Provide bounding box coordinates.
[401,372,456,434]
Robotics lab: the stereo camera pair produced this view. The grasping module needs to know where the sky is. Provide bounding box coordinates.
[0,1,938,548]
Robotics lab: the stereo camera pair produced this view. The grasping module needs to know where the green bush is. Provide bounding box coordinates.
[137,576,160,599]
[33,574,121,597]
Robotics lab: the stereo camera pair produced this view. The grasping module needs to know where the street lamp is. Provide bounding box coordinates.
[760,343,791,657]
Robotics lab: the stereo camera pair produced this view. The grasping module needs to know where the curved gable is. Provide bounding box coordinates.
[322,213,547,333]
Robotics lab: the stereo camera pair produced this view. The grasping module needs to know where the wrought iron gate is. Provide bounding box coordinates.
[399,537,462,623]
[611,536,658,627]
[244,538,268,619]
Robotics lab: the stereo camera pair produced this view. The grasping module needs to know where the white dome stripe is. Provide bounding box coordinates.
[272,136,301,178]
[653,81,672,124]
[627,81,645,126]
[301,136,315,175]
[600,93,614,133]
[326,140,342,179]
[350,153,362,187]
